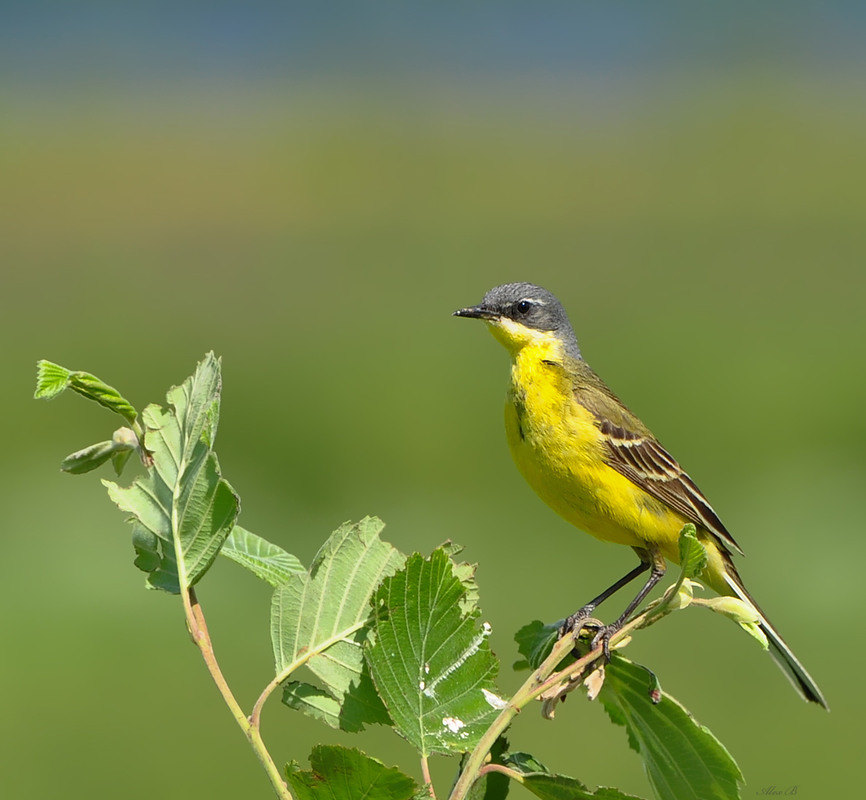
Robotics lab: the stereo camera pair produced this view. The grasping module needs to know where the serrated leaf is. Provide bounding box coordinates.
[439,541,480,614]
[677,525,707,580]
[131,522,179,591]
[34,359,138,424]
[599,656,743,800]
[281,683,344,729]
[220,525,304,586]
[365,549,501,756]
[34,360,72,400]
[70,372,138,425]
[281,679,389,733]
[103,353,238,592]
[514,620,562,671]
[505,752,548,774]
[272,517,403,731]
[286,745,417,800]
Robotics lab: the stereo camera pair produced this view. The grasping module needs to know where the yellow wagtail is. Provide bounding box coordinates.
[454,282,827,708]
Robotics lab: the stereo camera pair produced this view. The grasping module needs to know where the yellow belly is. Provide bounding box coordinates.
[504,354,687,562]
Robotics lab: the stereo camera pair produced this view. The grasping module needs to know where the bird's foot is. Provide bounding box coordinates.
[590,620,624,662]
[560,606,596,639]
[560,608,605,660]
[560,611,624,662]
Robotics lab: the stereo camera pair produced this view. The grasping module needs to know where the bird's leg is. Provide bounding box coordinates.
[561,559,651,637]
[562,548,667,659]
[591,552,667,659]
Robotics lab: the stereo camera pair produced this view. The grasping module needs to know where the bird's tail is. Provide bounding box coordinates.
[715,557,828,710]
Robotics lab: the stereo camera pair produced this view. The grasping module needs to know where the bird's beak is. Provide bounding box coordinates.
[453,304,498,321]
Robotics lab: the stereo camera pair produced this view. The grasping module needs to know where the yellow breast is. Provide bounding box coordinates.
[504,343,686,558]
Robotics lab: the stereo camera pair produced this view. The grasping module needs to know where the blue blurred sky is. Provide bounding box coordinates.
[4,2,866,97]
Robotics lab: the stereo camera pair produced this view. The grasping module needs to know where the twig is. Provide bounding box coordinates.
[250,619,366,729]
[448,585,680,800]
[421,755,436,799]
[478,763,525,781]
[184,587,293,800]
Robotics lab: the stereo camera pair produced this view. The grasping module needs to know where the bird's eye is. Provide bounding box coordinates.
[516,300,532,314]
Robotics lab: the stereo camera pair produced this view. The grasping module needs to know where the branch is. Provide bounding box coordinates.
[421,755,436,798]
[184,588,293,800]
[250,619,367,729]
[448,554,699,800]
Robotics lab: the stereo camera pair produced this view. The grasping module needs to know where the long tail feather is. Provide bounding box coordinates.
[721,567,828,710]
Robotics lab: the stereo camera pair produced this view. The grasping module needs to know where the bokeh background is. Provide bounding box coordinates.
[3,2,864,798]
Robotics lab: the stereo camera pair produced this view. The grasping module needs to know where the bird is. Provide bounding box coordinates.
[453,281,827,708]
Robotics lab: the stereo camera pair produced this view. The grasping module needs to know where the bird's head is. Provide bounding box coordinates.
[453,282,581,359]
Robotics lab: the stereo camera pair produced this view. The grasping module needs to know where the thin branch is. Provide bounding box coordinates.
[448,581,682,800]
[251,674,284,731]
[250,619,367,728]
[421,755,436,799]
[184,588,293,800]
[477,763,524,781]
[447,632,578,800]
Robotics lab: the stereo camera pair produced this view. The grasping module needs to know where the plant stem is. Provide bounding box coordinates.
[447,632,578,800]
[448,598,671,800]
[478,763,524,781]
[184,588,293,800]
[251,674,283,730]
[421,755,436,798]
[250,619,366,729]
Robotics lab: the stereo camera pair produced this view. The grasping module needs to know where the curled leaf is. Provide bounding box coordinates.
[61,441,115,474]
[694,596,768,649]
[677,524,707,579]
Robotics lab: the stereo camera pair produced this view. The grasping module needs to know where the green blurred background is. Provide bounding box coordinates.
[3,2,864,797]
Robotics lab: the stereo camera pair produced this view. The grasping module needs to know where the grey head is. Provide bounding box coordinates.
[453,282,581,359]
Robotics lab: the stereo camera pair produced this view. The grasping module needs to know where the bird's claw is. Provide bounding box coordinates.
[590,622,622,661]
[559,607,596,639]
[560,616,622,661]
[559,613,607,661]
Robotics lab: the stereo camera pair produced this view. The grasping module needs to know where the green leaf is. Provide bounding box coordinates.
[286,745,417,800]
[103,353,239,593]
[131,523,179,592]
[220,525,304,586]
[694,597,768,650]
[61,427,140,475]
[504,752,646,799]
[440,541,481,614]
[61,440,116,474]
[280,679,388,734]
[365,549,502,757]
[599,655,743,800]
[111,447,135,476]
[34,360,72,400]
[514,620,561,671]
[35,359,138,424]
[280,683,345,730]
[677,525,707,580]
[272,517,403,731]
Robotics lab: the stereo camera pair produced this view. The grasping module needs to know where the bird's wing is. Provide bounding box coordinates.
[574,366,743,556]
[598,418,743,555]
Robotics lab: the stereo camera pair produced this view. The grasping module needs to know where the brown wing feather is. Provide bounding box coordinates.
[599,418,743,556]
[568,358,743,556]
